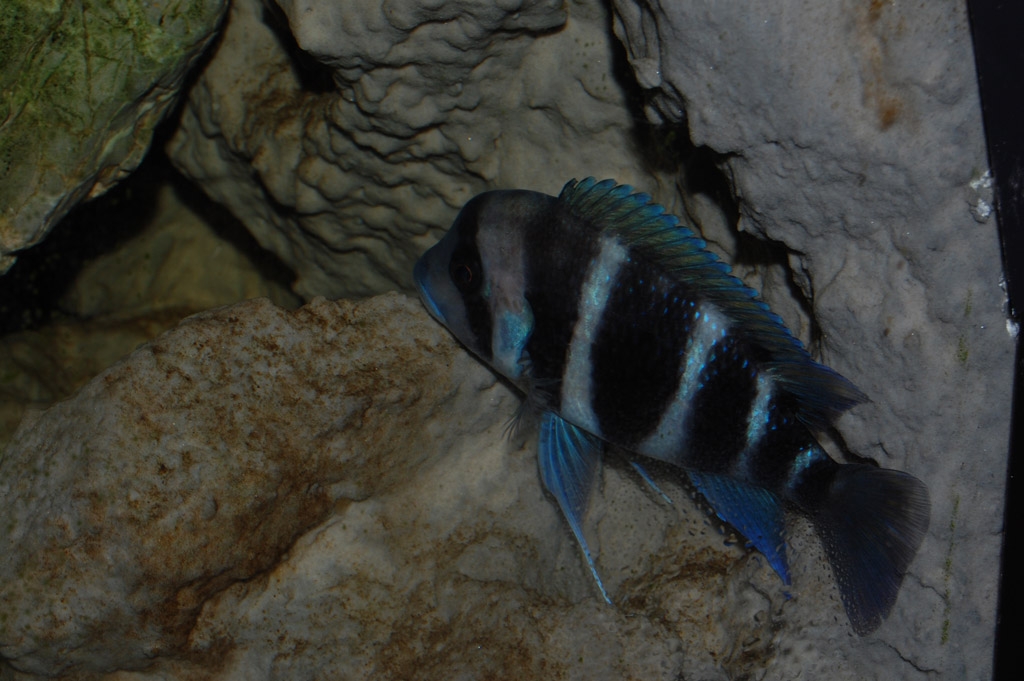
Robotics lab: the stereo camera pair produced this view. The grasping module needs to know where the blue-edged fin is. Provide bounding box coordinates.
[557,178,867,429]
[813,464,930,635]
[688,471,791,585]
[538,411,611,604]
[630,461,673,505]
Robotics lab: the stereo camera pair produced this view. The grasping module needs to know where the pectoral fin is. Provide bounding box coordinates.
[538,411,610,603]
[687,471,791,585]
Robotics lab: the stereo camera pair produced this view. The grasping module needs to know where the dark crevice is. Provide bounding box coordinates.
[0,115,297,335]
[261,1,338,94]
[0,163,158,335]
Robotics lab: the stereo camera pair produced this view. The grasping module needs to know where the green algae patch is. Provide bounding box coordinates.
[0,0,228,271]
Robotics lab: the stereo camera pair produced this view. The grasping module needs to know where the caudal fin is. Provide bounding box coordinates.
[813,464,930,635]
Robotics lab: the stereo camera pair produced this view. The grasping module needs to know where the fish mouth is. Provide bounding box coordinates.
[413,257,446,323]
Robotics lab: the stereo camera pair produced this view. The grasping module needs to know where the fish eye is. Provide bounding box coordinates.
[449,261,478,291]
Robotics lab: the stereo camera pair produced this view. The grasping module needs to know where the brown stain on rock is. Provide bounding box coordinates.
[854,0,907,131]
[0,293,463,675]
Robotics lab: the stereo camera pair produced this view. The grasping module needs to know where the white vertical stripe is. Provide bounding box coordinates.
[638,305,728,463]
[735,374,774,477]
[785,445,824,493]
[477,216,531,384]
[560,237,628,436]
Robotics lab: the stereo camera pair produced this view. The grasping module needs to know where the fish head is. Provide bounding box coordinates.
[414,189,556,385]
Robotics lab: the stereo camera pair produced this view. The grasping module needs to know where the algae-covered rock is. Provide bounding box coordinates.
[0,0,228,272]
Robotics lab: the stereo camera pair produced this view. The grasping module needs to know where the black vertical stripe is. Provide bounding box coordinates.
[448,195,493,360]
[743,394,821,494]
[589,258,693,447]
[523,211,601,407]
[684,335,758,473]
[783,452,838,513]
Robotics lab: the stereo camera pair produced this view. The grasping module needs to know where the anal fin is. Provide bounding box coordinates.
[687,471,791,585]
[538,412,611,603]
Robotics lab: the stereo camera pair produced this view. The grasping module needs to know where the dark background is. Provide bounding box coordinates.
[968,1,1024,677]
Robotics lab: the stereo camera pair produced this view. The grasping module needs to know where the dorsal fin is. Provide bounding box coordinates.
[557,178,866,427]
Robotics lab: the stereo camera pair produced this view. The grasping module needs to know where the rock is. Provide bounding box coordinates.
[0,295,467,675]
[0,312,185,452]
[60,182,299,321]
[166,0,674,300]
[0,294,768,679]
[0,176,300,450]
[0,0,228,273]
[0,294,885,680]
[609,1,1011,678]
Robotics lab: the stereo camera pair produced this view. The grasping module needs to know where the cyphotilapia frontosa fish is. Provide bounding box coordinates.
[413,178,930,635]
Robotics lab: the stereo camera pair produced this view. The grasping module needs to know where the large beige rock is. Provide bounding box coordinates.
[0,295,464,674]
[0,294,808,679]
[0,0,228,272]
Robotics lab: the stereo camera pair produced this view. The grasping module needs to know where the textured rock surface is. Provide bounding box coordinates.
[0,295,453,675]
[163,0,1011,678]
[0,179,299,450]
[167,0,674,300]
[610,2,1010,678]
[0,294,816,680]
[0,0,228,272]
